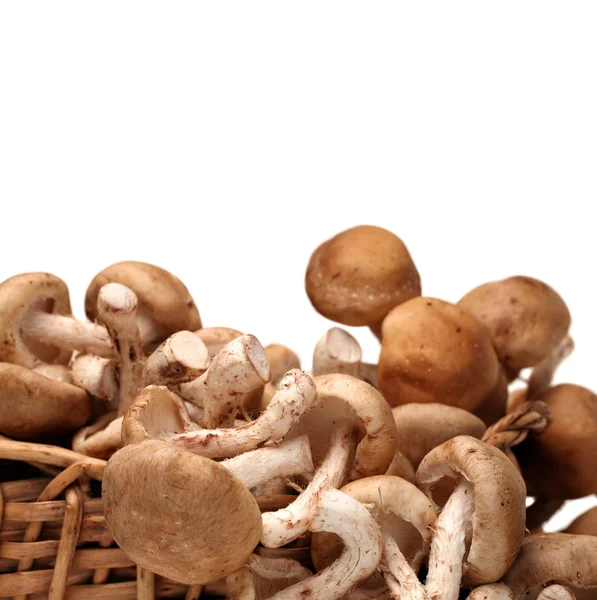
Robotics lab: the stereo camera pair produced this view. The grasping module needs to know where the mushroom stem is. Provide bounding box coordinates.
[222,436,313,490]
[173,369,316,459]
[260,422,354,548]
[71,355,119,402]
[97,283,145,415]
[537,585,576,600]
[20,310,115,358]
[527,335,574,399]
[179,334,270,428]
[425,480,475,600]
[227,566,256,600]
[143,331,209,386]
[382,532,427,600]
[266,488,382,600]
[466,584,514,600]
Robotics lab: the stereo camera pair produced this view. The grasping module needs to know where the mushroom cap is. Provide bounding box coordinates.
[122,385,197,445]
[502,533,597,599]
[564,507,597,536]
[416,435,526,586]
[391,403,486,469]
[385,447,416,482]
[305,225,421,327]
[0,363,91,440]
[515,384,597,499]
[102,439,262,584]
[290,374,397,480]
[194,327,243,357]
[458,276,571,371]
[311,475,436,577]
[0,272,73,367]
[85,261,201,342]
[379,298,500,410]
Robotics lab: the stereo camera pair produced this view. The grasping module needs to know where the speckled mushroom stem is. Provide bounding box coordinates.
[266,488,382,600]
[97,283,145,415]
[527,335,574,399]
[179,334,270,428]
[71,354,119,402]
[222,436,313,490]
[425,480,475,600]
[20,310,115,358]
[260,421,355,548]
[172,369,316,458]
[382,533,426,600]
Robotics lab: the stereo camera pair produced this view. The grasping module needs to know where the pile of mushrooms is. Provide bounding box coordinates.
[0,227,596,600]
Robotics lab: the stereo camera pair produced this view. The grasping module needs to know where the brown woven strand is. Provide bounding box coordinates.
[482,399,552,451]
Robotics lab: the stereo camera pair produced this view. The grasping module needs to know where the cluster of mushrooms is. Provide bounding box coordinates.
[0,225,596,600]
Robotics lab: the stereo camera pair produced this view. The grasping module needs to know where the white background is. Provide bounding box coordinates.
[1,3,595,530]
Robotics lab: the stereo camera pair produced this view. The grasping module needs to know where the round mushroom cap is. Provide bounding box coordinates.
[194,327,243,357]
[416,435,526,586]
[458,276,571,371]
[85,261,201,345]
[0,273,73,367]
[564,507,597,536]
[0,363,91,440]
[392,403,486,469]
[515,384,597,499]
[379,297,500,410]
[102,439,262,584]
[290,374,397,480]
[311,475,436,579]
[502,533,597,599]
[305,225,421,327]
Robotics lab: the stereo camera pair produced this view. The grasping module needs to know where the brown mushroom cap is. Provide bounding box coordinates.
[194,327,243,357]
[305,225,421,327]
[392,403,486,469]
[502,533,597,599]
[416,435,526,586]
[564,507,597,536]
[0,363,91,440]
[515,384,597,500]
[102,439,262,584]
[0,273,73,367]
[85,261,201,344]
[379,297,500,410]
[311,475,436,577]
[458,276,571,371]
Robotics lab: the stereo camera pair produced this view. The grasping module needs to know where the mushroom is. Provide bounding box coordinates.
[0,272,114,368]
[260,374,397,548]
[102,439,263,584]
[416,435,526,600]
[501,533,597,599]
[467,584,514,600]
[148,369,317,459]
[312,327,377,386]
[227,555,313,600]
[378,297,500,411]
[457,276,571,373]
[259,343,301,410]
[178,334,270,428]
[305,225,421,339]
[538,585,577,600]
[564,506,597,536]
[514,385,597,517]
[390,403,486,470]
[0,362,91,440]
[32,363,74,384]
[85,260,201,350]
[194,326,243,356]
[385,448,416,482]
[526,335,575,400]
[474,365,510,426]
[311,475,436,597]
[260,489,382,600]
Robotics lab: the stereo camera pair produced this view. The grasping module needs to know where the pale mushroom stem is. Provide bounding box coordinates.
[97,283,145,415]
[382,533,426,600]
[267,488,382,600]
[227,566,256,600]
[466,584,514,600]
[172,369,316,459]
[260,422,354,548]
[527,335,574,399]
[537,585,576,600]
[71,355,119,403]
[221,436,313,490]
[21,310,115,358]
[425,480,475,600]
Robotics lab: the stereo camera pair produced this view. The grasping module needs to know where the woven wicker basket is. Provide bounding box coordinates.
[0,437,209,600]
